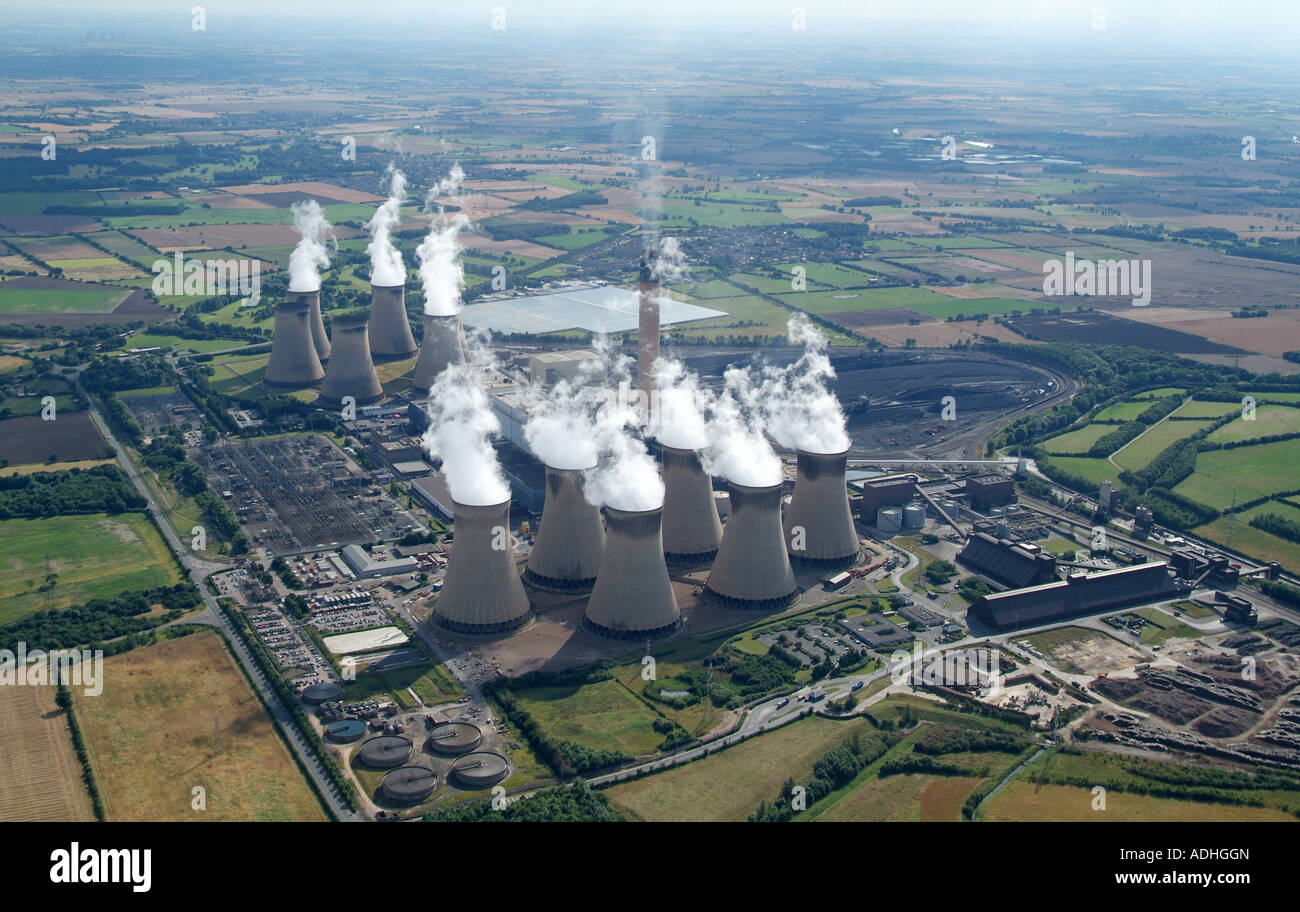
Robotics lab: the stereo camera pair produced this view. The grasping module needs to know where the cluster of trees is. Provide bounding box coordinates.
[913,723,1029,756]
[0,465,143,518]
[1257,579,1300,609]
[488,686,629,779]
[421,781,622,823]
[956,576,993,601]
[518,189,607,211]
[55,685,105,821]
[3,584,199,652]
[879,754,983,778]
[82,353,172,392]
[270,557,303,589]
[924,559,958,585]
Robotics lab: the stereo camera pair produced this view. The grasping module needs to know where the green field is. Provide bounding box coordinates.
[1092,399,1151,422]
[514,678,665,758]
[1128,607,1199,644]
[0,285,131,314]
[1112,418,1212,472]
[1172,399,1245,419]
[1175,438,1300,510]
[1041,424,1113,455]
[1195,499,1300,572]
[0,512,183,625]
[1206,405,1300,445]
[1043,455,1121,488]
[1131,387,1187,400]
[126,332,248,354]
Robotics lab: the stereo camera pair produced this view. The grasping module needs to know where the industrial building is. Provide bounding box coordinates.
[957,533,1059,589]
[967,561,1180,631]
[523,465,605,592]
[705,481,798,611]
[584,506,682,640]
[856,475,916,522]
[368,282,418,360]
[264,298,325,389]
[339,544,418,579]
[659,444,723,563]
[966,473,1015,511]
[411,314,465,393]
[433,498,532,635]
[1170,549,1240,586]
[783,448,859,568]
[529,349,602,386]
[410,473,455,521]
[318,313,383,407]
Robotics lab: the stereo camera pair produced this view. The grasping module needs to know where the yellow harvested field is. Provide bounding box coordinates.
[984,781,1294,822]
[0,684,95,822]
[76,630,327,822]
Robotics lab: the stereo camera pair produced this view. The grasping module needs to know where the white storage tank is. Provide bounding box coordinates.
[877,507,903,532]
[902,502,926,529]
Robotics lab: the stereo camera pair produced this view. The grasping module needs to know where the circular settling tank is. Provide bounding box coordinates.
[451,751,510,789]
[425,721,483,756]
[301,683,344,704]
[380,765,439,804]
[357,735,413,770]
[325,719,367,743]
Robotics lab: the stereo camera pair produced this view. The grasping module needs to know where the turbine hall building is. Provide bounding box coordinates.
[967,561,1180,632]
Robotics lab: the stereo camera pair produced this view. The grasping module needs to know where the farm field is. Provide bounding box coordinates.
[1205,405,1300,444]
[1041,424,1114,455]
[0,285,130,314]
[0,683,95,822]
[1112,418,1213,472]
[1174,438,1300,510]
[0,411,109,469]
[1042,455,1121,488]
[0,512,183,625]
[1092,399,1152,422]
[513,678,665,758]
[984,780,1293,822]
[1194,500,1300,571]
[74,630,328,821]
[125,332,248,354]
[1173,399,1246,419]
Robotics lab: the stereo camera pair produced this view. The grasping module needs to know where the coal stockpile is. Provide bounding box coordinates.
[1007,310,1244,354]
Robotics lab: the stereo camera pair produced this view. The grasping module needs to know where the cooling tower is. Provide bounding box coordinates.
[704,482,798,611]
[288,289,331,363]
[660,444,722,563]
[318,314,383,407]
[583,506,681,640]
[264,299,325,389]
[411,314,466,393]
[368,282,417,360]
[523,466,605,593]
[433,499,531,635]
[636,253,660,400]
[783,448,860,568]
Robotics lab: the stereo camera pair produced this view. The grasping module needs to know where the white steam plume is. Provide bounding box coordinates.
[522,362,603,472]
[420,338,510,506]
[425,164,465,210]
[649,356,710,451]
[651,236,690,284]
[760,315,851,455]
[288,200,333,292]
[700,363,783,488]
[416,165,470,316]
[366,165,407,287]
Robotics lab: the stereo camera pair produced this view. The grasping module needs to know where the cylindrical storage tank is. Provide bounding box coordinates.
[523,465,605,592]
[318,313,383,407]
[903,502,926,530]
[451,751,510,789]
[264,299,325,389]
[368,282,417,360]
[325,719,368,743]
[425,721,482,756]
[876,507,902,532]
[704,482,797,611]
[583,506,681,640]
[660,445,722,563]
[300,682,343,704]
[288,288,330,363]
[782,448,859,568]
[411,314,465,393]
[433,499,532,635]
[380,765,438,804]
[357,735,412,770]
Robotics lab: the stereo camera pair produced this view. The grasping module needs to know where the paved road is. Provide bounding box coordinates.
[87,401,362,822]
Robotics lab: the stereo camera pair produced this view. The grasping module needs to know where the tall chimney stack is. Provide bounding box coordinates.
[637,249,660,402]
[704,481,797,611]
[659,444,722,563]
[583,506,681,640]
[264,298,325,389]
[411,314,466,394]
[318,313,383,407]
[783,448,860,568]
[433,499,532,635]
[523,465,606,593]
[368,282,418,360]
[289,288,331,364]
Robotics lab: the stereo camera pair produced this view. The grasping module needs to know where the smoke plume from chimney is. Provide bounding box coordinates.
[759,315,851,455]
[420,338,510,506]
[366,165,407,287]
[288,200,333,293]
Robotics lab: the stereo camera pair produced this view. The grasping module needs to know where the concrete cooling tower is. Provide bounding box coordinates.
[288,289,331,363]
[704,482,798,611]
[368,282,417,361]
[433,499,531,635]
[264,299,325,389]
[636,254,660,400]
[318,314,383,407]
[783,448,860,568]
[523,466,605,593]
[583,506,681,641]
[411,314,466,393]
[660,445,722,563]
